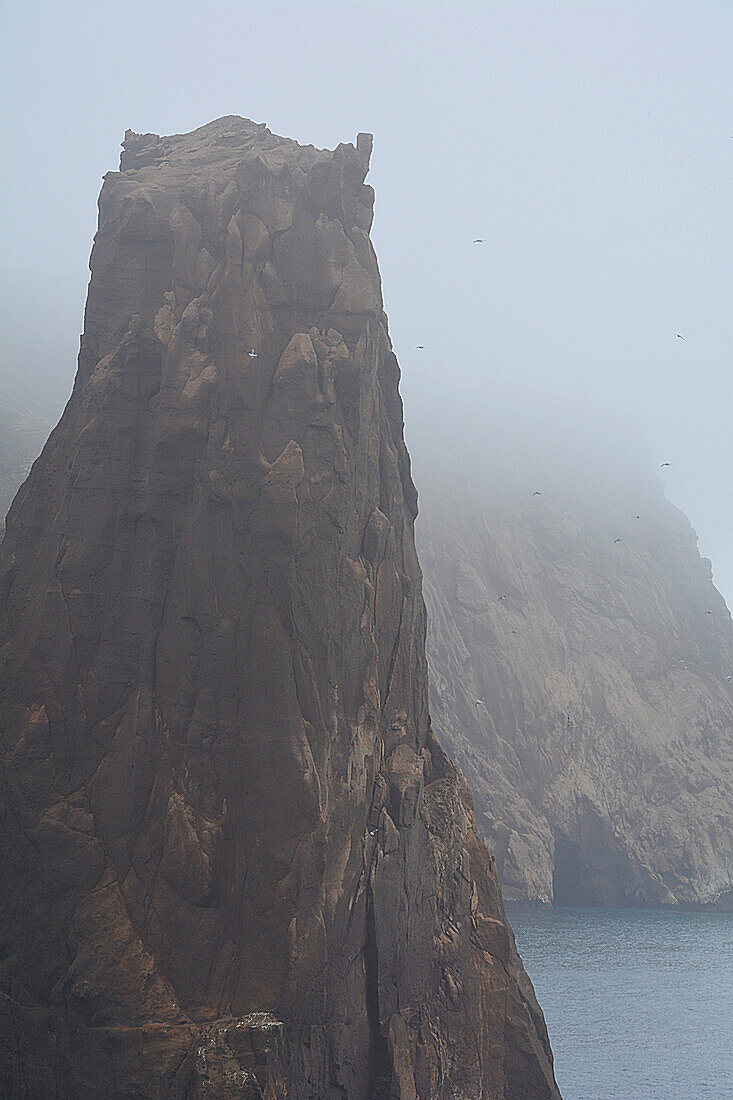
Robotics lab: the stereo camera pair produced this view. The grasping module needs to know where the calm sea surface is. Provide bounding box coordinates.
[506,905,733,1100]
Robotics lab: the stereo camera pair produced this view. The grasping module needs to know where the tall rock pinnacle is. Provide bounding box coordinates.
[0,118,559,1098]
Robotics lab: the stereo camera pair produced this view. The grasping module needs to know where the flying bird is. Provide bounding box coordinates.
[475,698,485,708]
[634,515,642,520]
[706,610,713,615]
[660,462,671,468]
[532,491,542,496]
[473,239,484,244]
[676,334,686,340]
[614,538,623,544]
[416,345,425,349]
[498,595,507,601]
[248,349,258,359]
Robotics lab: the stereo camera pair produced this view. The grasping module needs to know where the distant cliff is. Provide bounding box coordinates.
[0,402,49,525]
[0,118,559,1099]
[418,472,733,909]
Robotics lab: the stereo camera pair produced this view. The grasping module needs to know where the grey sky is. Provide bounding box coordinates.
[2,0,731,600]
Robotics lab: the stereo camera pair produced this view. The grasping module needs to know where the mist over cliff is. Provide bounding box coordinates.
[3,2,732,611]
[408,384,733,909]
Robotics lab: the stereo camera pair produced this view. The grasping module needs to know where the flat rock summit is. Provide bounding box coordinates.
[0,118,559,1098]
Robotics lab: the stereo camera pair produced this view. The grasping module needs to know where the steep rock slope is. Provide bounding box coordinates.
[419,479,733,909]
[0,119,559,1099]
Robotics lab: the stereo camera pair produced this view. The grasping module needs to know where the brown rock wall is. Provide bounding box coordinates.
[0,117,559,1099]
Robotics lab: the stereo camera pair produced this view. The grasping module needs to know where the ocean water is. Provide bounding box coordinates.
[507,905,733,1100]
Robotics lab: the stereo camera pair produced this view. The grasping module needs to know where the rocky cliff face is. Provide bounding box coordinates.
[418,479,733,909]
[0,118,559,1099]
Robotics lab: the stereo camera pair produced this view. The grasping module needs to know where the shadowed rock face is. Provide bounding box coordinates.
[0,118,559,1099]
[418,481,733,910]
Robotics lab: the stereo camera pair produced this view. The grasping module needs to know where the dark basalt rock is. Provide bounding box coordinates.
[0,117,559,1099]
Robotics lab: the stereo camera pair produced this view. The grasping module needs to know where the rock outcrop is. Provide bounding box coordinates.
[418,476,733,909]
[0,118,559,1098]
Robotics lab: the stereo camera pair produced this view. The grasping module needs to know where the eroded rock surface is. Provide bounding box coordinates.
[419,480,733,909]
[0,118,559,1098]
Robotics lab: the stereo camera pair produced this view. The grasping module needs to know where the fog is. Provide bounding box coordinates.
[2,0,731,599]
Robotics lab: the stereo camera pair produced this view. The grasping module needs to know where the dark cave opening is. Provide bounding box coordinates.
[553,836,585,905]
[553,834,632,906]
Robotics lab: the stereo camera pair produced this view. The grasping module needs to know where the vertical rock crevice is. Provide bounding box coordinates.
[364,885,392,1100]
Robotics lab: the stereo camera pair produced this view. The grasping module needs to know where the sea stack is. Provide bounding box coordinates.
[0,118,559,1098]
